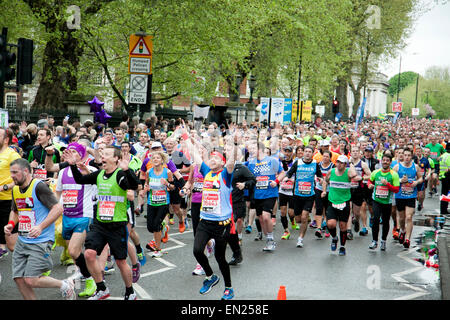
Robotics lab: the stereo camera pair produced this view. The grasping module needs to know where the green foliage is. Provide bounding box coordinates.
[388,71,419,97]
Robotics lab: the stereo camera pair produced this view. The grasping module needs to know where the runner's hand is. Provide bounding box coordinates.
[118,158,130,171]
[45,145,55,155]
[62,149,76,165]
[236,182,246,190]
[30,160,38,169]
[321,191,327,198]
[4,224,13,236]
[28,225,43,238]
[269,180,277,188]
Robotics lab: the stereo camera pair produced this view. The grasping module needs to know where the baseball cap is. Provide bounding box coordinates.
[320,139,330,146]
[286,134,295,140]
[151,141,162,149]
[337,155,349,163]
[284,146,293,152]
[365,146,374,152]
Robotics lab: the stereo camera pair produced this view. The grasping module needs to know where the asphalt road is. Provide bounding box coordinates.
[0,195,443,300]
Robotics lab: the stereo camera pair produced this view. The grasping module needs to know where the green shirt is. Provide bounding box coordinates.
[328,168,351,205]
[96,169,128,223]
[425,143,445,161]
[370,169,400,204]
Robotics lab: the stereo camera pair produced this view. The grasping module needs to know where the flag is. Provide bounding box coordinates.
[355,97,366,131]
[392,112,401,124]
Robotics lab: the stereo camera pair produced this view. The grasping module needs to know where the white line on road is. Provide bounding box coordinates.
[140,267,174,278]
[133,282,153,300]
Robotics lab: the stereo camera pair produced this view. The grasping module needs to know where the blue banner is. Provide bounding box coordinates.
[283,98,293,125]
[392,112,401,124]
[355,97,366,131]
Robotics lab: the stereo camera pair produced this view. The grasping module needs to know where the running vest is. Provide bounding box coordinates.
[13,179,54,243]
[148,167,170,206]
[396,162,418,199]
[192,165,204,204]
[96,169,128,222]
[316,162,333,192]
[60,166,96,218]
[328,168,351,205]
[247,156,280,199]
[279,160,294,196]
[294,159,317,197]
[200,170,232,221]
[350,159,364,188]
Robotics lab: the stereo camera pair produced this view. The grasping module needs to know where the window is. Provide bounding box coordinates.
[6,94,17,109]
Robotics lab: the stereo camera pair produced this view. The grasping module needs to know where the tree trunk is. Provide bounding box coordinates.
[335,76,348,116]
[32,26,83,111]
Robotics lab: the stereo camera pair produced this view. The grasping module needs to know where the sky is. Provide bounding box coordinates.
[380,0,450,79]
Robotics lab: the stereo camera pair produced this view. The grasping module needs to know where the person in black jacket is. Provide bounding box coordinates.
[227,145,256,265]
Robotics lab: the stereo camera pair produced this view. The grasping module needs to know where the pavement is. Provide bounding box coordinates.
[437,214,450,300]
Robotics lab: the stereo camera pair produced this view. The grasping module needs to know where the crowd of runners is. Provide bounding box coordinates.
[0,113,449,300]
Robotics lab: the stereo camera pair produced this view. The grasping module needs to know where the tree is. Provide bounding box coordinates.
[388,71,419,98]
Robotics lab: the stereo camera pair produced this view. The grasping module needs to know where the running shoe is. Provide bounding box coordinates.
[169,218,175,225]
[324,229,330,238]
[206,239,215,257]
[281,230,290,240]
[417,203,423,212]
[403,239,410,249]
[60,279,76,300]
[245,225,252,234]
[263,240,277,251]
[359,227,368,236]
[380,240,387,251]
[42,270,51,276]
[79,278,97,297]
[124,292,137,300]
[228,252,243,265]
[132,263,141,283]
[331,237,338,251]
[291,219,300,230]
[137,252,147,266]
[398,231,406,245]
[199,274,220,295]
[151,250,163,258]
[255,232,263,241]
[184,217,190,229]
[347,230,354,240]
[146,240,158,251]
[104,264,115,274]
[193,264,206,275]
[162,224,170,243]
[309,220,317,228]
[296,237,304,248]
[179,221,186,233]
[0,248,8,258]
[315,228,323,239]
[339,247,346,256]
[321,220,327,229]
[392,229,399,240]
[134,207,141,216]
[222,287,234,300]
[369,240,378,250]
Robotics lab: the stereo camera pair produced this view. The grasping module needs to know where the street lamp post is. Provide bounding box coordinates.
[396,55,401,102]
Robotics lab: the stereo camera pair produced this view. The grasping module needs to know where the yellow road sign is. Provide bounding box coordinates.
[129,34,153,74]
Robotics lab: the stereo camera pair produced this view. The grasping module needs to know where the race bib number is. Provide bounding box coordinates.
[193,181,204,193]
[151,189,167,204]
[256,176,269,189]
[280,180,294,191]
[298,181,312,195]
[401,183,415,196]
[332,202,346,210]
[375,185,389,198]
[98,201,115,221]
[350,180,360,188]
[18,210,36,237]
[33,169,47,180]
[202,190,221,214]
[62,190,78,208]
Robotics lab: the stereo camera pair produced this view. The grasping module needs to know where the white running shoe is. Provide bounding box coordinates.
[88,287,111,300]
[192,264,206,276]
[296,237,304,248]
[60,279,76,300]
[124,292,137,300]
[205,239,215,257]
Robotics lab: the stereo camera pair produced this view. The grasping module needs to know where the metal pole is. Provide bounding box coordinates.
[414,74,419,109]
[396,56,401,102]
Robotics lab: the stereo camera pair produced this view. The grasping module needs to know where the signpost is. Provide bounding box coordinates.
[128,33,153,116]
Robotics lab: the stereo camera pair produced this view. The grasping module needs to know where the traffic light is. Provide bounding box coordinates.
[17,38,33,85]
[332,98,339,114]
[0,29,16,83]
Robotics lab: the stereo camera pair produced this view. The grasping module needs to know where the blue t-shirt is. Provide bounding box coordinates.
[246,156,282,200]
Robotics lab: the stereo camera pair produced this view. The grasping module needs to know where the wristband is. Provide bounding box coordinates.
[275,179,280,185]
[8,221,15,229]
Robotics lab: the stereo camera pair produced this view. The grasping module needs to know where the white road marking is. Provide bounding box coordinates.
[133,283,152,300]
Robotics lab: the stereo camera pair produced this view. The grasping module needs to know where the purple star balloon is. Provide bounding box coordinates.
[88,96,104,113]
[97,109,112,124]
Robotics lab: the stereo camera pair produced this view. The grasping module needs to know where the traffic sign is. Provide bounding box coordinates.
[129,74,148,104]
[128,34,153,74]
[392,102,403,113]
[412,108,419,116]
